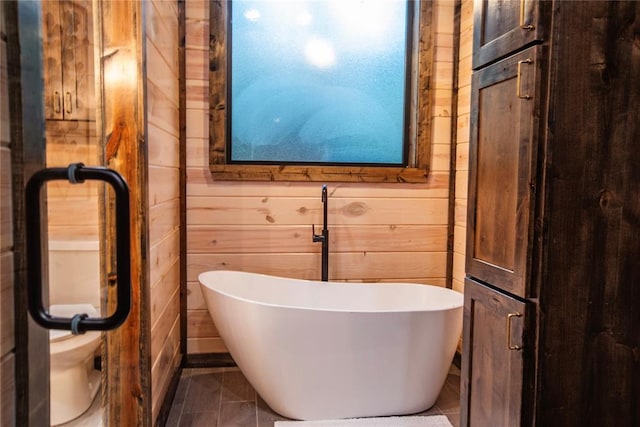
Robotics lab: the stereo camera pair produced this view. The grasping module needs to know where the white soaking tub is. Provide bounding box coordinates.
[198,270,463,421]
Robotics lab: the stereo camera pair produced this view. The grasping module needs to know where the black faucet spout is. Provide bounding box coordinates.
[312,185,329,281]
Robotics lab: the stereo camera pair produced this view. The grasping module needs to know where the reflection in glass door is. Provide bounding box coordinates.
[41,1,104,424]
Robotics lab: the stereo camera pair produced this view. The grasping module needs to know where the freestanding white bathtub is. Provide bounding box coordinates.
[198,270,463,421]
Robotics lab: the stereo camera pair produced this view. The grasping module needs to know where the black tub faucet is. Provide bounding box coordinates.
[312,184,329,281]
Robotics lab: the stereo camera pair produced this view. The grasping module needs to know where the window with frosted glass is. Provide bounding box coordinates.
[229,0,411,165]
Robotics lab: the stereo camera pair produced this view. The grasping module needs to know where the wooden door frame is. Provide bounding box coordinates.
[7,0,151,425]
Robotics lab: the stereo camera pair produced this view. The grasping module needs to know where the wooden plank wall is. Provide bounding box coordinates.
[43,0,99,244]
[184,0,456,355]
[452,0,473,293]
[145,0,182,423]
[0,4,16,425]
[45,121,100,242]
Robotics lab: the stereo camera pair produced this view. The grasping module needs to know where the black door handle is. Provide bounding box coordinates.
[25,163,131,333]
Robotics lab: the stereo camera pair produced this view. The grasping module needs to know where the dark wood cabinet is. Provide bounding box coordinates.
[461,278,532,427]
[466,46,544,298]
[42,0,95,121]
[463,1,640,426]
[472,0,545,69]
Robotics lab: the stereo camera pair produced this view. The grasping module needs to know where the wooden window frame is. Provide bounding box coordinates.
[209,0,435,183]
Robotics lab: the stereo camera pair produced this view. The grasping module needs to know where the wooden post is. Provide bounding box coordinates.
[96,0,150,425]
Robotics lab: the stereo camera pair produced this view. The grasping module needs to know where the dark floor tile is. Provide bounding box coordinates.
[171,364,461,427]
[179,411,219,427]
[172,375,191,408]
[222,369,256,402]
[219,401,257,427]
[257,395,291,426]
[183,372,224,414]
[165,405,183,427]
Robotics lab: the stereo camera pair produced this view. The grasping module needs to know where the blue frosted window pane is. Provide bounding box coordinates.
[230,0,409,165]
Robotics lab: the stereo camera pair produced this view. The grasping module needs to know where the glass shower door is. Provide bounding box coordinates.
[40,1,106,424]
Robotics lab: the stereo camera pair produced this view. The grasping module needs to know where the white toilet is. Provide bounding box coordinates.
[49,303,102,426]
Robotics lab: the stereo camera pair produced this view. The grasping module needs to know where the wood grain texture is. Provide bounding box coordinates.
[150,315,180,423]
[537,2,640,425]
[144,1,183,423]
[187,196,449,226]
[187,224,447,254]
[472,0,544,69]
[146,0,182,423]
[185,0,456,355]
[0,147,12,251]
[99,0,150,425]
[0,354,15,427]
[466,46,542,299]
[465,2,640,426]
[0,252,14,356]
[0,39,10,144]
[207,1,434,183]
[187,252,447,283]
[461,278,530,427]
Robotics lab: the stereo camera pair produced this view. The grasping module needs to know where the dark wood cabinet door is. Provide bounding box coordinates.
[461,278,532,427]
[42,0,95,121]
[466,45,543,298]
[472,0,545,69]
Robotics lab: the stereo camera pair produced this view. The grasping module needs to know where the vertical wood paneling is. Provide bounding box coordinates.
[146,0,182,424]
[184,0,457,354]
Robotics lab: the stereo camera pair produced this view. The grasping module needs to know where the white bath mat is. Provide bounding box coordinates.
[275,415,453,427]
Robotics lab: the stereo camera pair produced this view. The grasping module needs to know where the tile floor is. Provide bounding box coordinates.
[166,364,461,427]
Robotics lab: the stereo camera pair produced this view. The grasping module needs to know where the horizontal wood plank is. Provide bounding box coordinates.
[148,165,180,207]
[187,309,218,338]
[148,123,180,168]
[187,337,227,354]
[187,224,447,253]
[150,287,180,362]
[151,316,180,423]
[187,252,447,282]
[150,228,180,288]
[186,168,450,198]
[187,196,449,226]
[150,259,180,327]
[149,198,180,246]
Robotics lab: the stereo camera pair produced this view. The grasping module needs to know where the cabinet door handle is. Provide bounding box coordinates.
[520,0,535,30]
[507,312,523,350]
[516,59,533,100]
[54,91,62,114]
[65,91,73,114]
